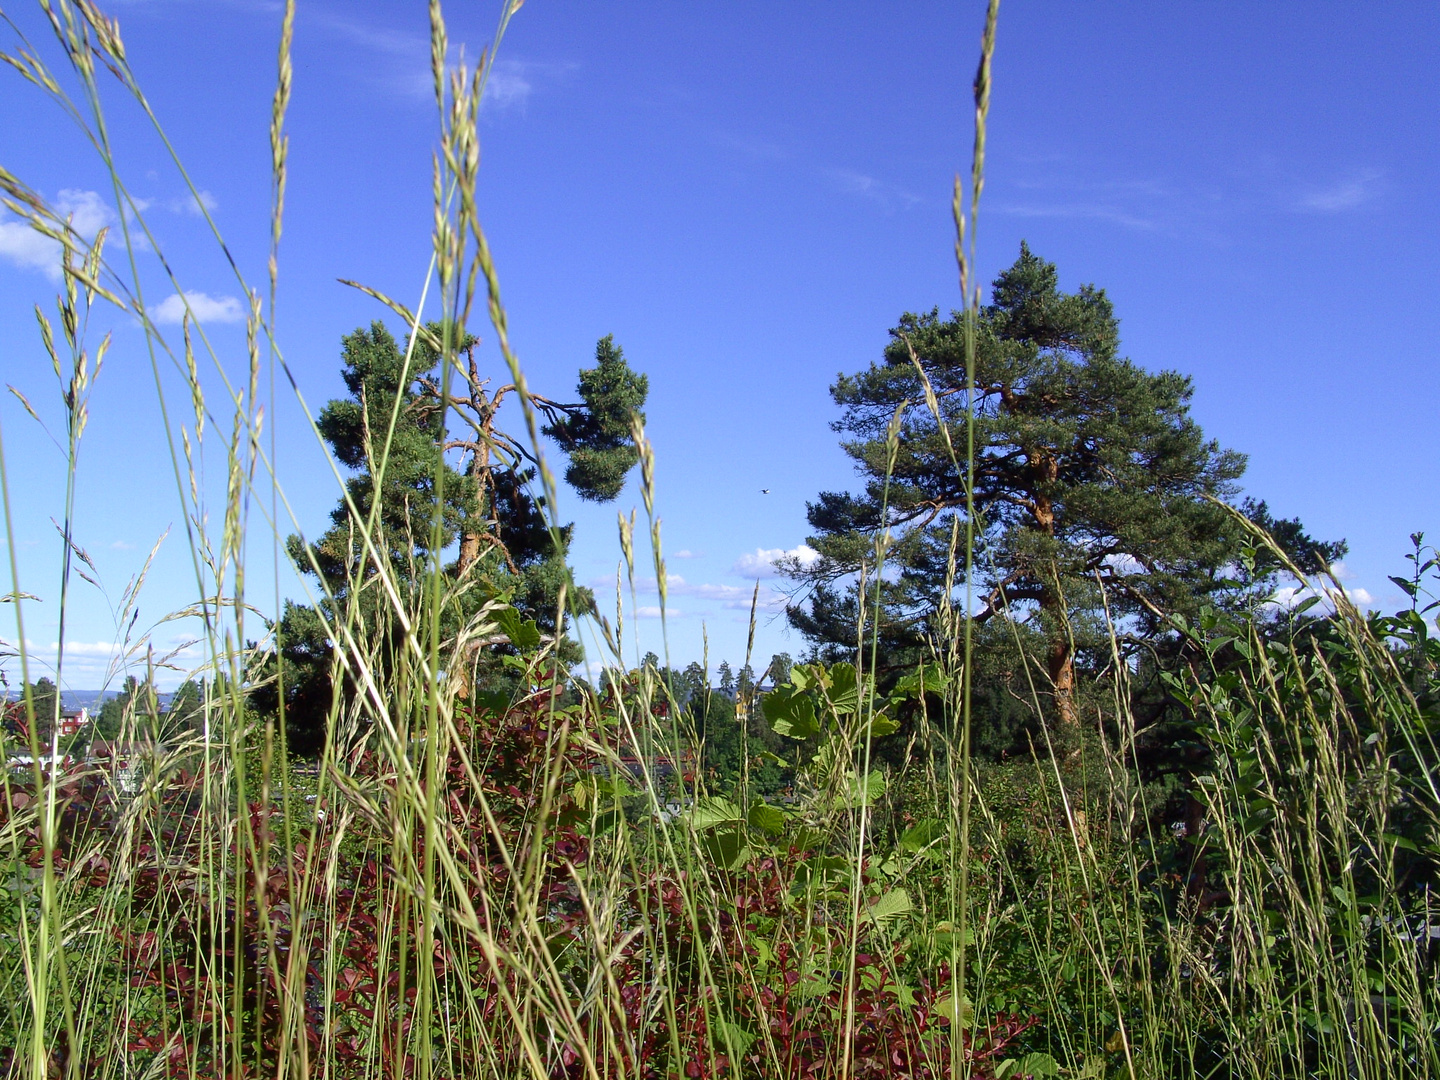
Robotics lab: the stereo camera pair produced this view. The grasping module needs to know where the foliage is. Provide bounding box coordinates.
[251,321,647,751]
[786,244,1343,731]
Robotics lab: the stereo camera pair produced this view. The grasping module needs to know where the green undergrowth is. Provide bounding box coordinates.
[1,1,1437,1078]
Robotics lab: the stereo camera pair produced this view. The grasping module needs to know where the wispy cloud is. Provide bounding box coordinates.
[306,8,567,108]
[590,571,788,614]
[732,544,820,580]
[151,291,246,326]
[825,168,921,213]
[0,189,115,280]
[131,190,218,219]
[992,201,1158,231]
[671,549,703,559]
[1294,169,1384,213]
[634,605,682,619]
[1266,580,1375,614]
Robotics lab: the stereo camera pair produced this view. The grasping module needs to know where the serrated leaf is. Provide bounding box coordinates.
[1015,1052,1059,1077]
[716,1021,756,1056]
[826,662,859,713]
[688,797,744,830]
[900,818,945,852]
[862,888,911,926]
[494,606,542,653]
[763,685,819,739]
[893,662,948,699]
[844,769,885,806]
[931,995,973,1026]
[866,710,899,737]
[747,800,787,836]
[702,825,751,870]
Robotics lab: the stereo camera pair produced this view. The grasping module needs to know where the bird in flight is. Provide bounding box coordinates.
[760,489,771,495]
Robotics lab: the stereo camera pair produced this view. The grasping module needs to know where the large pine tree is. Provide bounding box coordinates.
[787,244,1341,730]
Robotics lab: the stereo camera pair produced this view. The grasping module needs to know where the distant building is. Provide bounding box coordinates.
[57,707,90,739]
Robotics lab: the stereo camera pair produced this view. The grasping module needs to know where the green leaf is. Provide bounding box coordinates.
[763,685,819,739]
[494,606,542,653]
[931,995,973,1026]
[702,826,752,870]
[688,797,744,830]
[716,1021,756,1056]
[826,662,860,714]
[865,710,900,737]
[893,662,948,699]
[747,800,787,836]
[899,818,945,852]
[844,769,885,806]
[470,688,510,715]
[862,888,912,926]
[788,827,827,853]
[593,774,636,799]
[1015,1052,1059,1077]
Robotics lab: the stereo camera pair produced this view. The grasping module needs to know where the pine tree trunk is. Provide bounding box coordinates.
[1048,632,1077,729]
[457,532,481,574]
[1031,456,1076,729]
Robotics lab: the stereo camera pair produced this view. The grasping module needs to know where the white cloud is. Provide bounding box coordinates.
[130,191,217,219]
[671,549,702,559]
[723,588,787,612]
[634,606,682,619]
[666,575,748,602]
[1266,582,1375,614]
[732,544,820,580]
[151,291,246,326]
[484,60,532,110]
[825,168,920,212]
[0,189,115,280]
[992,201,1158,231]
[1296,169,1383,213]
[306,9,568,108]
[1101,552,1147,575]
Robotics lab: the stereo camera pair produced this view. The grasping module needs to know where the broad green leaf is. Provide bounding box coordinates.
[716,1021,756,1056]
[688,797,744,830]
[865,710,899,737]
[470,688,510,715]
[747,800,787,836]
[763,685,819,739]
[788,827,827,853]
[892,662,948,699]
[826,662,859,713]
[593,773,636,799]
[1016,1052,1059,1077]
[702,825,751,870]
[899,818,945,852]
[844,769,885,806]
[494,606,542,653]
[862,888,912,926]
[931,995,973,1026]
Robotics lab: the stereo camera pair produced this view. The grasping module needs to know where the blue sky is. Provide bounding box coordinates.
[1,1,1436,691]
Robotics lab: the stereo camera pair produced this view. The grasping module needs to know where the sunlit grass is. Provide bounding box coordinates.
[1,2,1436,1079]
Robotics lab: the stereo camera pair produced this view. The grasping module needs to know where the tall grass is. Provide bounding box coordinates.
[2,2,1437,1078]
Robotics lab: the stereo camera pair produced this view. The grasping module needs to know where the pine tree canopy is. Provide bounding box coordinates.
[542,334,649,502]
[787,243,1343,727]
[257,322,648,752]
